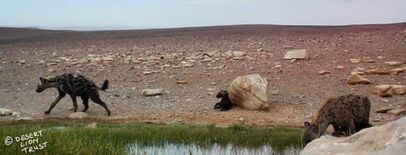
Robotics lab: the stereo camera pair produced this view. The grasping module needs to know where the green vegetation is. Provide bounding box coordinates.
[0,123,302,154]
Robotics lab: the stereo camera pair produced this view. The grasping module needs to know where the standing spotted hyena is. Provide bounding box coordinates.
[36,73,111,116]
[303,94,372,146]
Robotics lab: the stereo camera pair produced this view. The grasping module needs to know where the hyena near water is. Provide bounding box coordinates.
[303,94,372,146]
[36,73,111,116]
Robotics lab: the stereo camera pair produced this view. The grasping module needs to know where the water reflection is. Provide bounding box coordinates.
[128,143,300,155]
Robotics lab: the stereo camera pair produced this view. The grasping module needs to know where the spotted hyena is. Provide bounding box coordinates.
[36,73,111,116]
[213,90,233,111]
[303,94,372,146]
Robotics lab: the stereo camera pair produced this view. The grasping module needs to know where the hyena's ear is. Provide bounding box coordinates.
[304,122,310,128]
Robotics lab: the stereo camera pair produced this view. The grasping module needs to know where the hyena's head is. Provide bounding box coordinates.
[36,77,57,93]
[216,90,228,98]
[303,121,320,146]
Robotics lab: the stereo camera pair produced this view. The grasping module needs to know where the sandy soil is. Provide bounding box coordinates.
[0,24,405,127]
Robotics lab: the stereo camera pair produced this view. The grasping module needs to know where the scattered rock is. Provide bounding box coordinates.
[0,108,12,116]
[271,90,279,95]
[143,71,152,75]
[256,48,264,52]
[347,74,370,85]
[375,108,392,113]
[387,109,406,116]
[232,51,246,57]
[11,112,21,118]
[365,69,390,75]
[300,117,406,155]
[349,58,361,64]
[385,61,403,66]
[390,67,406,75]
[318,70,331,75]
[142,89,163,96]
[176,81,188,84]
[283,49,308,60]
[374,85,406,97]
[68,112,88,119]
[336,66,345,70]
[238,116,245,122]
[228,74,269,110]
[16,117,34,121]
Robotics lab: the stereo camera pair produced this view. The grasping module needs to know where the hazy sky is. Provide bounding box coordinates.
[0,0,405,29]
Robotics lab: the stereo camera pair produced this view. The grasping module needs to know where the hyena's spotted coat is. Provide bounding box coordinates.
[36,73,111,116]
[303,94,372,146]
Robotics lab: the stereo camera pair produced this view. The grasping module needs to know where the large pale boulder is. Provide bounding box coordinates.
[374,85,406,97]
[228,74,269,110]
[300,117,406,155]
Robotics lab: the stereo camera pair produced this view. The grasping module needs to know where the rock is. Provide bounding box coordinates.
[336,66,345,70]
[68,112,88,119]
[238,116,245,122]
[271,90,279,95]
[385,61,402,66]
[375,108,392,113]
[374,85,406,97]
[176,81,188,84]
[377,56,384,60]
[12,112,21,118]
[16,117,34,121]
[143,71,152,75]
[365,69,390,75]
[0,108,12,116]
[228,74,269,110]
[390,67,406,75]
[232,51,246,57]
[283,49,308,60]
[387,109,406,116]
[300,117,406,155]
[142,89,163,96]
[347,74,370,85]
[318,70,331,75]
[256,48,264,52]
[349,58,361,64]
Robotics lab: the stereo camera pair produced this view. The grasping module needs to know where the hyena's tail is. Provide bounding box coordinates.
[99,80,109,91]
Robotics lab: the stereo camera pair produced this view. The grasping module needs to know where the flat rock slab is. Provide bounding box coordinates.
[283,49,308,60]
[142,89,163,96]
[387,109,406,116]
[347,74,370,85]
[68,112,89,119]
[375,108,392,113]
[374,85,406,97]
[0,108,12,116]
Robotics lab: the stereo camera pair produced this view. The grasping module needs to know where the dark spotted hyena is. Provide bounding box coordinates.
[213,90,233,111]
[303,94,372,146]
[36,73,111,116]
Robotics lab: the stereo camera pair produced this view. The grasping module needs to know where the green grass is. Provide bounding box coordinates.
[0,123,302,155]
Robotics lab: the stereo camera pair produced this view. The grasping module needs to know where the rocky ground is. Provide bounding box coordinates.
[0,24,405,127]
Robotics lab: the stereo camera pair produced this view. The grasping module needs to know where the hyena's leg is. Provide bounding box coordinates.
[81,96,89,112]
[45,90,66,114]
[332,124,346,136]
[90,92,111,116]
[69,95,78,112]
[347,119,356,135]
